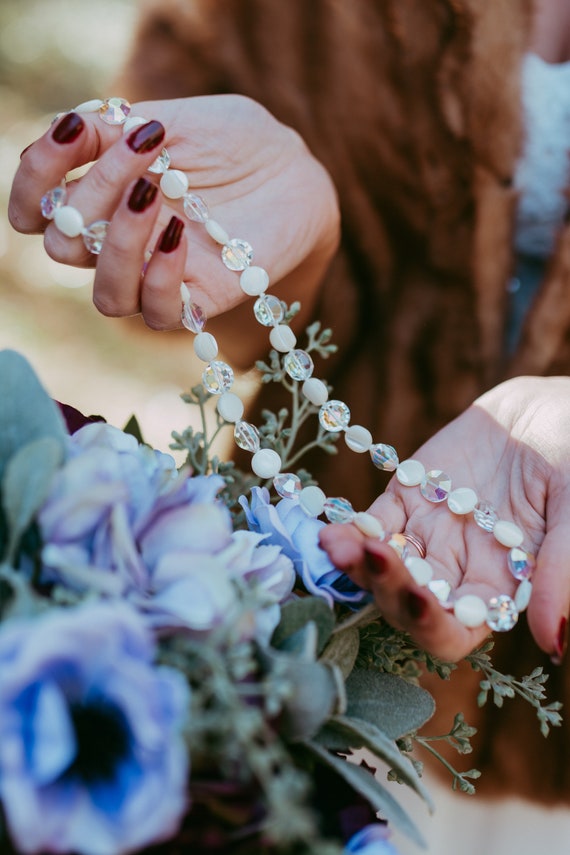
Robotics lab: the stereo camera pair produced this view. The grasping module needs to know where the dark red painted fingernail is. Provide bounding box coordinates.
[52,112,85,144]
[128,177,158,213]
[551,616,568,665]
[365,550,388,576]
[158,216,184,253]
[20,142,34,159]
[126,120,165,154]
[405,589,429,621]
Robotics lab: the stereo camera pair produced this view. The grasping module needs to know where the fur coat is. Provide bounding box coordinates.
[118,0,570,802]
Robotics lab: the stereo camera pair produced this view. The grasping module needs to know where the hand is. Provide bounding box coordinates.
[320,376,570,662]
[9,96,339,359]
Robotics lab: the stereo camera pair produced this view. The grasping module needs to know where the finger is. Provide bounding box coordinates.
[139,217,188,329]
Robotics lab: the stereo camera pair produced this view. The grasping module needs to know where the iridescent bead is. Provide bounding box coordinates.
[507,547,536,581]
[344,425,373,453]
[253,294,284,326]
[323,497,354,524]
[284,349,314,381]
[447,487,478,515]
[386,532,408,560]
[251,448,281,479]
[234,420,261,453]
[453,594,488,628]
[405,556,433,586]
[183,193,209,223]
[396,459,425,487]
[147,148,171,174]
[221,238,253,271]
[82,220,109,255]
[99,97,131,125]
[370,443,399,472]
[420,469,452,503]
[486,595,518,632]
[474,500,498,532]
[273,472,302,499]
[493,520,524,548]
[319,400,351,432]
[181,301,207,333]
[40,186,67,219]
[202,360,234,394]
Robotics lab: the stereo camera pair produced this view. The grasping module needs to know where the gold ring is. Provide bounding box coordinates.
[402,532,427,559]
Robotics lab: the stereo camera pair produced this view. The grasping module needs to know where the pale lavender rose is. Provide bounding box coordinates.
[0,602,190,855]
[345,824,400,854]
[240,487,370,608]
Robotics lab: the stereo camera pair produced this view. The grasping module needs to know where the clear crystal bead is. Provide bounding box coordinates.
[474,500,498,532]
[486,595,518,632]
[323,496,354,523]
[420,469,452,503]
[253,295,284,326]
[370,443,399,471]
[147,148,171,174]
[319,400,351,432]
[234,420,261,453]
[386,532,408,560]
[202,361,234,394]
[283,349,314,381]
[183,193,209,223]
[40,186,67,219]
[82,220,109,255]
[221,238,253,271]
[507,547,536,581]
[99,97,131,125]
[274,472,302,499]
[428,579,452,604]
[181,301,207,333]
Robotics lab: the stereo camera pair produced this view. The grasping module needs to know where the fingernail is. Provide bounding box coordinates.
[405,589,429,621]
[551,616,568,665]
[158,216,184,253]
[20,142,34,159]
[365,550,388,576]
[126,120,165,154]
[52,112,85,144]
[128,177,158,213]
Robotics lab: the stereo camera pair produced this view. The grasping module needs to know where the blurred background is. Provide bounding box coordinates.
[0,0,206,453]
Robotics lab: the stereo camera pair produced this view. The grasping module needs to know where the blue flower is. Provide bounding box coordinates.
[240,487,370,607]
[345,823,400,854]
[0,602,190,855]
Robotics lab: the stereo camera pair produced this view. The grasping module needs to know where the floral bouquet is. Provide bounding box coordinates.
[0,343,561,855]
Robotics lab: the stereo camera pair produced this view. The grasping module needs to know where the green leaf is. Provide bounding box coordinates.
[345,669,435,739]
[302,740,426,848]
[0,350,67,484]
[2,437,64,564]
[316,714,434,811]
[320,627,360,679]
[272,597,335,655]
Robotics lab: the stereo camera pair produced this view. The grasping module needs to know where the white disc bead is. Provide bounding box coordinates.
[217,392,244,423]
[454,594,488,628]
[447,487,478,515]
[54,206,84,238]
[405,556,434,586]
[514,579,532,612]
[180,282,191,304]
[299,485,326,517]
[353,512,385,538]
[122,116,147,134]
[302,378,328,406]
[160,169,189,199]
[493,520,524,548]
[193,332,218,362]
[205,219,230,244]
[251,448,282,479]
[344,425,373,453]
[396,459,426,487]
[269,325,297,352]
[240,266,269,296]
[74,99,104,113]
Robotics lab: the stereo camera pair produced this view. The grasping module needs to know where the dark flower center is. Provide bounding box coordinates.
[67,700,131,784]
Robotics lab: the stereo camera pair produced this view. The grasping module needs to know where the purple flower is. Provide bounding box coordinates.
[345,823,400,854]
[240,487,370,607]
[0,602,190,855]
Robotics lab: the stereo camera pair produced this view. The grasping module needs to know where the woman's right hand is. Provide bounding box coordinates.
[9,95,339,358]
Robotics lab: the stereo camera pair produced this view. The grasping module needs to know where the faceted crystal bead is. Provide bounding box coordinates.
[507,547,536,581]
[474,500,498,532]
[284,349,314,381]
[147,148,171,174]
[222,238,254,271]
[99,97,131,125]
[420,469,452,503]
[486,595,518,632]
[234,420,261,453]
[183,193,209,223]
[386,532,408,560]
[273,472,302,499]
[323,497,354,524]
[40,186,66,219]
[181,301,207,333]
[428,578,452,604]
[319,400,351,433]
[82,220,109,255]
[253,294,285,326]
[202,360,234,394]
[370,443,399,471]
